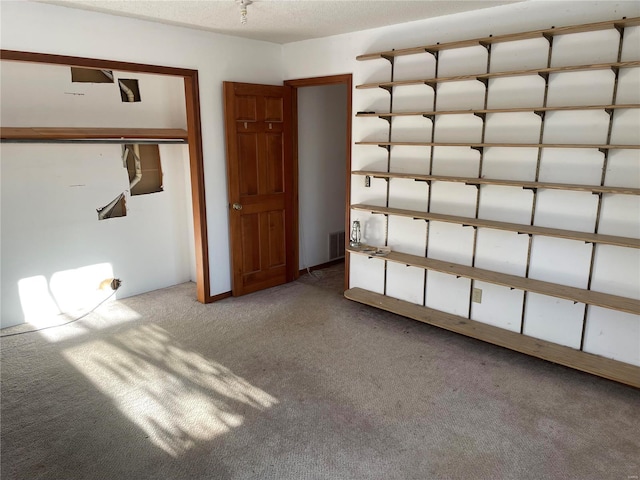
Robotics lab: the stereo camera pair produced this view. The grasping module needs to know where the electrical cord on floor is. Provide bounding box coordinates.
[0,284,120,339]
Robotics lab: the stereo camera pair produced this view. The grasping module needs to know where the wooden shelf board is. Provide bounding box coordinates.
[356,141,639,150]
[348,248,640,314]
[356,17,640,61]
[351,203,640,249]
[345,287,640,388]
[356,61,640,89]
[352,170,640,195]
[0,127,189,143]
[356,104,640,118]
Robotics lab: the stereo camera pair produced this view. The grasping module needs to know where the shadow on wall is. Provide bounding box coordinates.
[62,323,278,456]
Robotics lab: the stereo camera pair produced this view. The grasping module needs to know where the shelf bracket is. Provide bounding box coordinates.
[610,66,620,78]
[377,144,391,152]
[424,49,439,61]
[422,113,436,120]
[379,85,393,94]
[604,108,614,117]
[470,146,484,154]
[542,32,554,47]
[473,112,486,121]
[612,23,625,35]
[424,81,437,91]
[381,54,395,66]
[522,186,538,192]
[599,148,610,158]
[379,115,392,125]
[537,72,549,82]
[479,39,492,52]
[533,110,546,120]
[477,77,489,87]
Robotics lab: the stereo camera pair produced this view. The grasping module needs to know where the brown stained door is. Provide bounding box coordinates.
[223,82,295,296]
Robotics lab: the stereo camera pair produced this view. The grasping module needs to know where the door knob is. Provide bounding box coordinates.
[232,203,243,211]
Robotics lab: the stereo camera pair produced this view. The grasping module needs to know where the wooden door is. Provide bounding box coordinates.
[223,82,295,296]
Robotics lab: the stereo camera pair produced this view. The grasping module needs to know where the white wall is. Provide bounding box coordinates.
[283,1,640,366]
[297,84,348,268]
[0,61,193,328]
[0,1,284,303]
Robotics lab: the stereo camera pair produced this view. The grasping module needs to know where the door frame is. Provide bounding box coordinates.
[284,74,353,290]
[0,49,212,303]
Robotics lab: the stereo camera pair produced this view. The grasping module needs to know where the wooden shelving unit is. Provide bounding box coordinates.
[348,247,640,314]
[352,170,640,196]
[356,141,639,149]
[347,16,640,385]
[356,61,640,90]
[351,203,640,249]
[356,104,640,118]
[0,127,188,144]
[345,288,640,388]
[355,17,640,61]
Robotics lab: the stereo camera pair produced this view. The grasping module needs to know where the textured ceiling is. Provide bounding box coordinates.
[38,0,524,44]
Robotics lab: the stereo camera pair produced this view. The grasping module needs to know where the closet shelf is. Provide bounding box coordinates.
[352,170,640,196]
[351,203,640,249]
[356,61,640,90]
[356,17,640,61]
[348,248,640,315]
[0,127,189,144]
[356,104,640,118]
[344,288,640,388]
[356,141,639,150]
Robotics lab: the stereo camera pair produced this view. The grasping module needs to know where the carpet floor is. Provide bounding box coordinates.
[1,264,639,480]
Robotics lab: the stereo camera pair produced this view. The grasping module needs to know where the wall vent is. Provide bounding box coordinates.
[329,231,345,260]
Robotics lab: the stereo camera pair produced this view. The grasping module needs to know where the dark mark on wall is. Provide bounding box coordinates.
[64,92,85,96]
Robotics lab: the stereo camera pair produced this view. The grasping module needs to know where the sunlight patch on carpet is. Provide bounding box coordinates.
[63,324,278,456]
